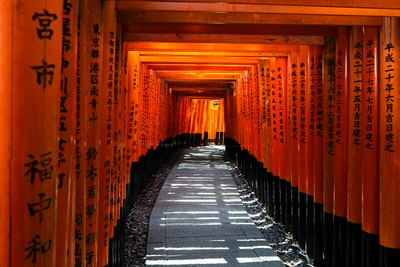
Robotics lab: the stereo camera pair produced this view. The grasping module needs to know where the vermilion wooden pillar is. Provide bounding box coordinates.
[121,37,130,234]
[259,59,272,209]
[218,99,225,144]
[115,32,124,241]
[323,36,336,267]
[98,2,116,265]
[313,45,325,266]
[288,51,299,238]
[74,2,86,264]
[121,34,128,210]
[188,98,195,145]
[128,52,141,159]
[305,45,315,257]
[253,65,262,160]
[347,25,363,231]
[196,99,203,145]
[259,59,271,170]
[270,58,281,221]
[253,64,262,192]
[177,97,184,144]
[79,0,103,264]
[264,59,275,216]
[224,87,232,141]
[57,0,79,266]
[379,17,400,267]
[0,1,11,266]
[298,46,309,249]
[200,100,207,144]
[108,33,121,265]
[239,75,246,148]
[240,73,248,150]
[139,64,148,155]
[241,71,249,152]
[333,26,349,267]
[10,1,63,266]
[360,25,380,267]
[250,65,261,160]
[305,45,316,258]
[149,70,159,149]
[277,57,288,223]
[177,97,186,143]
[127,50,141,240]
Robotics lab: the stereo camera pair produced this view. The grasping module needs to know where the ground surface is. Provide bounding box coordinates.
[124,147,313,267]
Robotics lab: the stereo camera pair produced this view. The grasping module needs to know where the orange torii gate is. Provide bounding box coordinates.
[3,2,400,266]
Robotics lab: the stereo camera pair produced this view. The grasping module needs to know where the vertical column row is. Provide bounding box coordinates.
[3,1,180,266]
[225,24,400,266]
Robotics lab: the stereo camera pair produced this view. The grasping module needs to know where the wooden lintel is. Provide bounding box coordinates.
[117,11,383,26]
[173,93,227,98]
[145,64,251,71]
[154,72,242,81]
[123,33,325,45]
[121,23,337,36]
[126,41,298,53]
[140,51,286,57]
[139,56,260,64]
[115,1,400,16]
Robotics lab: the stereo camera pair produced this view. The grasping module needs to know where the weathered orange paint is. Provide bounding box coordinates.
[288,51,299,187]
[57,0,79,266]
[323,36,336,214]
[347,25,364,222]
[259,59,272,169]
[276,57,287,180]
[270,58,280,177]
[80,0,104,264]
[334,27,349,219]
[379,17,400,249]
[253,65,262,161]
[98,2,116,265]
[313,46,324,204]
[128,51,141,162]
[361,26,379,235]
[298,46,309,195]
[75,1,87,263]
[306,46,317,197]
[10,1,63,266]
[0,1,11,266]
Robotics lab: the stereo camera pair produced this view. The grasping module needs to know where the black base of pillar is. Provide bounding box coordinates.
[192,133,197,146]
[203,132,209,145]
[292,187,299,241]
[267,172,274,217]
[273,175,281,222]
[306,195,315,257]
[298,191,307,249]
[332,215,347,267]
[285,180,292,227]
[361,231,379,267]
[379,245,400,267]
[195,133,202,146]
[346,221,362,267]
[313,203,324,266]
[323,212,334,267]
[280,179,287,225]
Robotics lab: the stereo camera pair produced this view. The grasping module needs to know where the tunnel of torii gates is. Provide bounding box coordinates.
[2,1,400,267]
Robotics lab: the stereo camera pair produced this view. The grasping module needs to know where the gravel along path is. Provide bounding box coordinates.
[124,148,313,267]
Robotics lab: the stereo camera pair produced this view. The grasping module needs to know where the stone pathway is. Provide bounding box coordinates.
[145,146,284,267]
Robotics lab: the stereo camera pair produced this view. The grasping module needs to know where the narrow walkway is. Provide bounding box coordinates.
[145,146,284,266]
